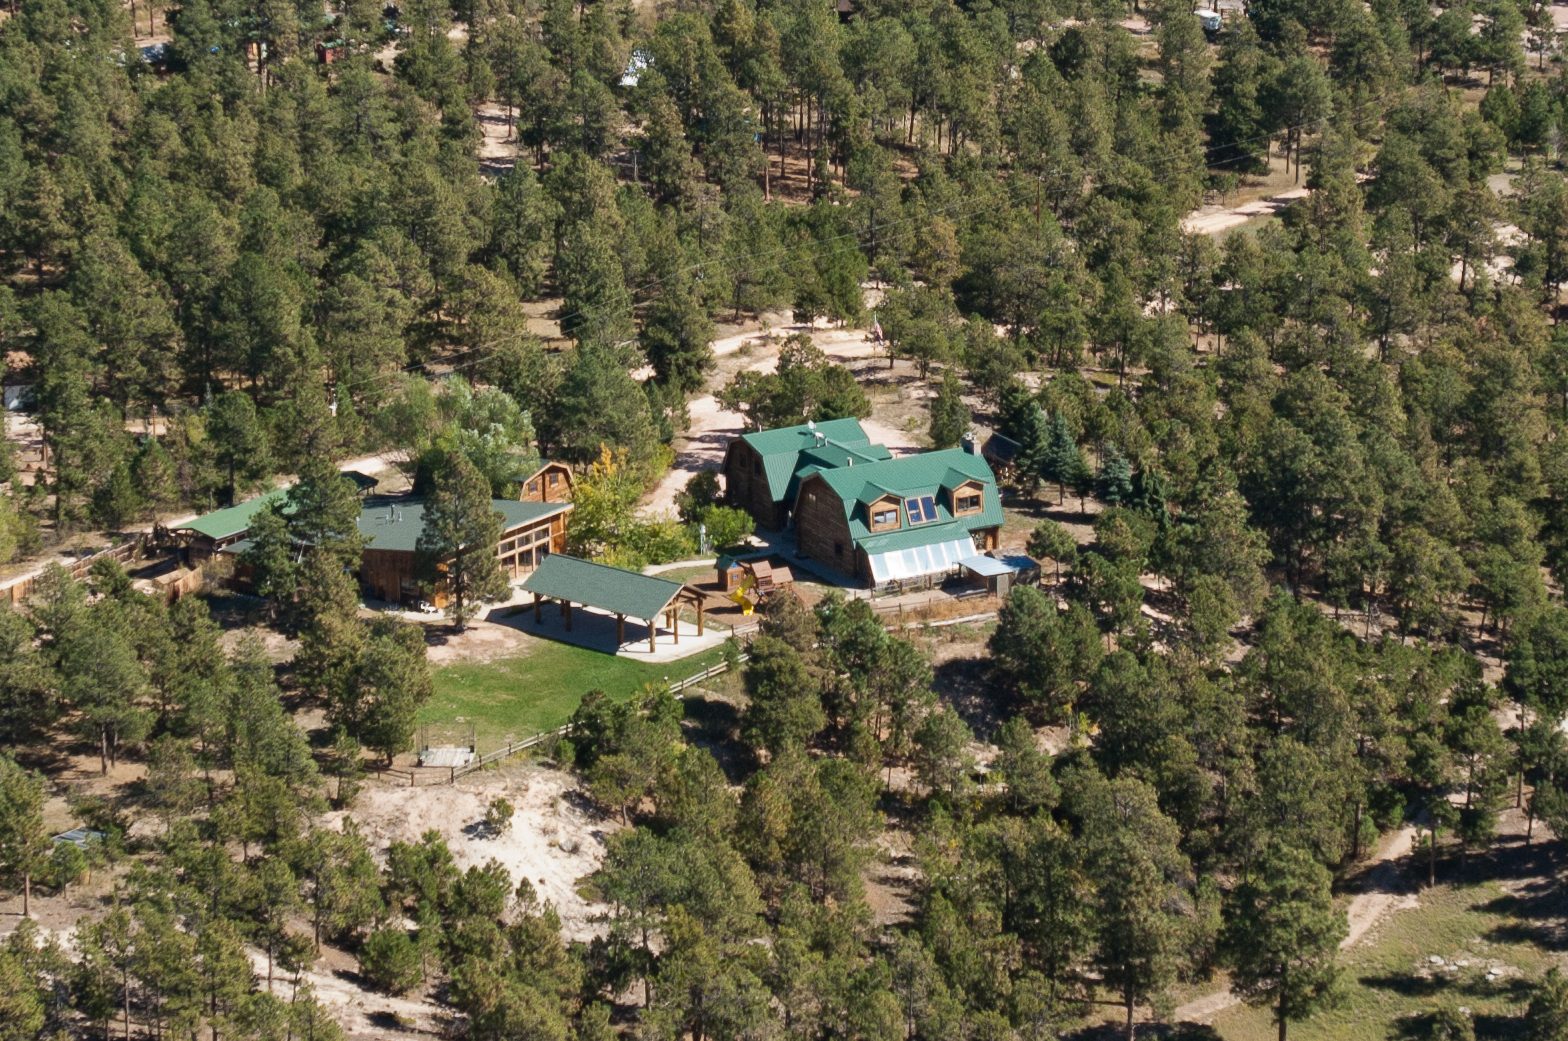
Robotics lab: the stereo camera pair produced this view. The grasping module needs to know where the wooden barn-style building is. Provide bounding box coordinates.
[189,482,573,607]
[719,419,1003,588]
[520,461,574,503]
[355,497,572,607]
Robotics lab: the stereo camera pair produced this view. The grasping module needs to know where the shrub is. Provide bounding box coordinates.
[360,926,422,995]
[484,797,514,836]
[696,505,754,552]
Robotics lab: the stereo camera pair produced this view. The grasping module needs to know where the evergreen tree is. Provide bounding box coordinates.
[0,755,48,916]
[1222,843,1346,1041]
[207,391,272,507]
[926,370,970,450]
[1041,412,1083,506]
[1096,445,1133,507]
[641,277,715,394]
[416,452,510,632]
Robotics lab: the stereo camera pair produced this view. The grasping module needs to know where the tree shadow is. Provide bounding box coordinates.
[931,655,1018,743]
[679,694,751,784]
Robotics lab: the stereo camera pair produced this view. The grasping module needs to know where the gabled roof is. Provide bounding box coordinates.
[735,418,874,503]
[797,448,1003,545]
[174,488,290,541]
[357,498,570,553]
[521,554,688,620]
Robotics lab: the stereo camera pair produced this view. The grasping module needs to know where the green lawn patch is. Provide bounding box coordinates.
[420,641,731,750]
[1211,874,1557,1041]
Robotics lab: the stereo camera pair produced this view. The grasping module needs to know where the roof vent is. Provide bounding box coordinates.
[846,457,853,466]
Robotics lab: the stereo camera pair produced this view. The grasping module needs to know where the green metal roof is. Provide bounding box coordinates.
[521,554,685,620]
[798,448,1003,546]
[357,499,569,553]
[736,418,873,503]
[857,519,977,553]
[175,488,290,541]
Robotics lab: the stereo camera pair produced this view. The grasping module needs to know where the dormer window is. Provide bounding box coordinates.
[956,492,982,513]
[873,507,898,527]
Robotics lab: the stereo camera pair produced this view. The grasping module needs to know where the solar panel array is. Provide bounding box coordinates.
[904,495,938,525]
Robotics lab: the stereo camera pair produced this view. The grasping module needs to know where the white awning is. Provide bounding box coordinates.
[959,554,1038,577]
[866,537,977,582]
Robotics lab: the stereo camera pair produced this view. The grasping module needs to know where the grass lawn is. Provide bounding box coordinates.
[1211,871,1560,1041]
[420,641,732,750]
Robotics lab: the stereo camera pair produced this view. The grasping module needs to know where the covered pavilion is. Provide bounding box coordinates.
[520,554,709,654]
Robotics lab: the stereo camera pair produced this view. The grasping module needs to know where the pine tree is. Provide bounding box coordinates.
[641,277,716,394]
[927,370,970,450]
[1041,413,1083,506]
[1222,842,1346,1041]
[1096,445,1133,507]
[1011,403,1051,496]
[0,755,49,916]
[416,452,510,633]
[207,391,272,507]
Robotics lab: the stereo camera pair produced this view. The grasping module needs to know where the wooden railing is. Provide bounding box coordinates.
[394,595,1004,790]
[396,653,754,787]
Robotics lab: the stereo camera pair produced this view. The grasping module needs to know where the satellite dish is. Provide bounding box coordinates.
[807,420,816,431]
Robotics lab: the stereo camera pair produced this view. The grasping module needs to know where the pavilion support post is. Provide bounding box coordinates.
[696,597,704,633]
[559,598,567,617]
[564,600,572,632]
[671,609,679,644]
[533,592,541,623]
[649,620,656,653]
[617,613,625,646]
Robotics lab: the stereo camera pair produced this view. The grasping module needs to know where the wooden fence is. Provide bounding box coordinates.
[386,594,1006,790]
[390,653,755,787]
[1,536,148,604]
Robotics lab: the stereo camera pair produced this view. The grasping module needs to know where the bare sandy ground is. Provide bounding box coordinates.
[320,765,615,941]
[1181,186,1310,236]
[638,324,921,517]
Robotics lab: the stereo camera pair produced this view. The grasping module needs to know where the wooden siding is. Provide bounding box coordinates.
[359,512,569,606]
[723,442,785,530]
[794,475,856,578]
[947,480,986,518]
[520,463,574,503]
[868,494,902,532]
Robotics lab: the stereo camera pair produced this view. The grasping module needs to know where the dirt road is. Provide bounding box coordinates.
[1181,186,1310,236]
[1172,824,1420,1026]
[637,325,921,517]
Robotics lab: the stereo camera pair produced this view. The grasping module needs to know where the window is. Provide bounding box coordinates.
[873,508,898,527]
[905,495,937,524]
[548,472,559,486]
[834,542,844,556]
[753,459,762,475]
[957,493,981,513]
[527,480,539,494]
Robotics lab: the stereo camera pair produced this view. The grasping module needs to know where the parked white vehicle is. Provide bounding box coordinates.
[1194,8,1223,30]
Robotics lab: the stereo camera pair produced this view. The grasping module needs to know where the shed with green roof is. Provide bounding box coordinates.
[169,488,291,562]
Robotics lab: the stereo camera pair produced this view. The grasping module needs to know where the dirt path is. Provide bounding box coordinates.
[1173,825,1420,1026]
[637,324,921,517]
[1340,825,1420,949]
[1181,186,1310,236]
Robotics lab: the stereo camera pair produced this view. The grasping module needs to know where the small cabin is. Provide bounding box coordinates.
[520,461,574,503]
